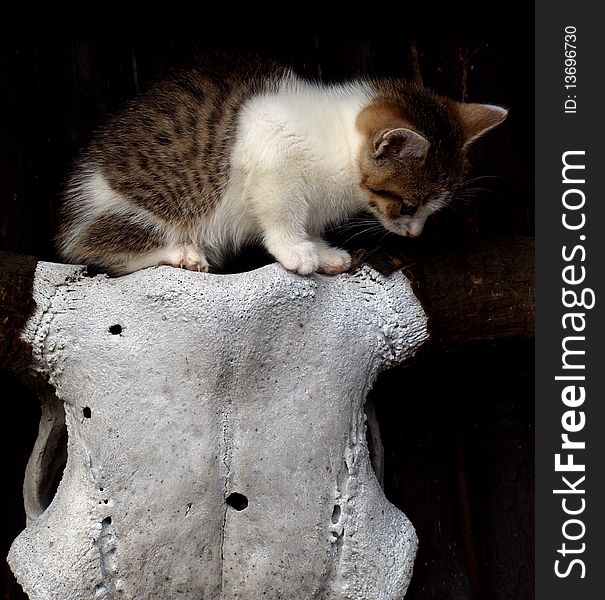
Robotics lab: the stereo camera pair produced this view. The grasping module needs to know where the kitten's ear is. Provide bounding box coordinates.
[452,102,508,146]
[374,128,430,161]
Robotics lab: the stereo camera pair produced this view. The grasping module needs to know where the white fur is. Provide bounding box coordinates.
[196,76,371,272]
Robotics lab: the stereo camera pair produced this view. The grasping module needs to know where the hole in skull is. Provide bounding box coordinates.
[82,407,91,418]
[40,430,67,513]
[108,324,122,335]
[331,504,341,524]
[30,388,68,518]
[226,492,248,511]
[102,516,112,526]
[364,399,384,487]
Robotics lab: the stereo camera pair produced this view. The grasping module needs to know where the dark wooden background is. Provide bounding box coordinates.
[0,27,533,600]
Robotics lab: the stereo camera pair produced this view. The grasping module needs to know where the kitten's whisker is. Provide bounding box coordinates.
[341,225,384,246]
[329,218,380,233]
[442,202,467,216]
[451,196,483,209]
[338,222,381,231]
[463,174,507,185]
[453,193,482,203]
[460,186,502,195]
[360,231,394,262]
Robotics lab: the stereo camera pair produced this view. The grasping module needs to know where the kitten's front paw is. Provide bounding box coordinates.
[317,247,352,275]
[274,241,320,275]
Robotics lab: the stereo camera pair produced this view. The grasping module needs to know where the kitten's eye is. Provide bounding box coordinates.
[371,189,402,202]
[399,203,415,216]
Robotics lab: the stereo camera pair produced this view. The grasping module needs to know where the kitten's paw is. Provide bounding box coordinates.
[181,245,209,272]
[317,247,352,275]
[274,241,320,275]
[161,245,209,272]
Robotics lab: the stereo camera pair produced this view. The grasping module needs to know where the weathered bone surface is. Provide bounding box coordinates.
[7,260,428,599]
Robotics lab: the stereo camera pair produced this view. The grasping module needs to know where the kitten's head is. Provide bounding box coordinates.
[356,86,507,237]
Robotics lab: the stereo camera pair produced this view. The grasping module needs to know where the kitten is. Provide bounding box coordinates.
[56,56,507,276]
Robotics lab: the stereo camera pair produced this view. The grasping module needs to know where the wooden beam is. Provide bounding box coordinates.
[357,234,535,351]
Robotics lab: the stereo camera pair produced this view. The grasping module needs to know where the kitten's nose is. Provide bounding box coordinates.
[406,219,425,237]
